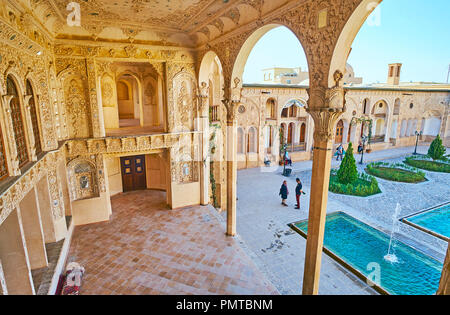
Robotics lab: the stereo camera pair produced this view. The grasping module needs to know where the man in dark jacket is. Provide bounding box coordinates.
[279,180,288,206]
[295,178,303,209]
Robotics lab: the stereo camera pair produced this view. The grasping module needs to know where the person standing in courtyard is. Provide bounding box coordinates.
[295,178,303,209]
[336,144,344,161]
[279,180,289,207]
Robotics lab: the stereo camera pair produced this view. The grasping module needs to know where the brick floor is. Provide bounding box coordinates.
[66,190,278,295]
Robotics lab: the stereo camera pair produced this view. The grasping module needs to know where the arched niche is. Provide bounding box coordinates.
[67,159,99,201]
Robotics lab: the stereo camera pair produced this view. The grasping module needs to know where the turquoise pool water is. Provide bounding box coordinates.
[407,204,450,239]
[293,212,443,295]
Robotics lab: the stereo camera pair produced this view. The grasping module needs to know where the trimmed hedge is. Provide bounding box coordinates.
[329,169,381,197]
[365,162,426,183]
[404,156,450,173]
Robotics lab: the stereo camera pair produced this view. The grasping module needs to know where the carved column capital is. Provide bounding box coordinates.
[197,82,209,117]
[222,99,240,123]
[306,107,345,143]
[306,84,347,144]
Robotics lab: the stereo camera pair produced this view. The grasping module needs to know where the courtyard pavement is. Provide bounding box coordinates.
[220,145,449,295]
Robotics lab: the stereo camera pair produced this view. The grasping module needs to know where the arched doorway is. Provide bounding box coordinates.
[335,120,344,144]
[287,123,294,145]
[116,74,140,128]
[300,123,306,143]
[7,75,29,168]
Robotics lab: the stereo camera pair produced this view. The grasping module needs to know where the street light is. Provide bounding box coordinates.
[413,131,423,155]
[359,135,368,165]
[282,144,288,176]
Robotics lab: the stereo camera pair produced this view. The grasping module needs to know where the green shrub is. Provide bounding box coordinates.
[428,135,446,161]
[365,162,427,183]
[329,170,381,197]
[404,156,450,173]
[337,142,358,184]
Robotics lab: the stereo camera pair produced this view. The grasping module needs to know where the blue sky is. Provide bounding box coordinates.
[243,0,450,84]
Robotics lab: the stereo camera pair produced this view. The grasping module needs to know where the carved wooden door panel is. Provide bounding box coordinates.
[120,155,147,192]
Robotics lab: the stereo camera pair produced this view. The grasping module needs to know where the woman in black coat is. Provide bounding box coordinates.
[279,180,289,206]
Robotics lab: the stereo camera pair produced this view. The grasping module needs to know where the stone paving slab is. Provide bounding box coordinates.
[229,145,449,295]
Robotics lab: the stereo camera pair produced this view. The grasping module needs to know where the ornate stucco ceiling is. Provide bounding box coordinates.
[17,0,291,47]
[51,0,212,30]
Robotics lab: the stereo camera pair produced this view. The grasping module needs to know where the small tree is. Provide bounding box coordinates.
[337,142,358,184]
[428,135,446,161]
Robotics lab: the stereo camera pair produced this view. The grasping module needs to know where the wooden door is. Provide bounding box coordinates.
[300,123,306,143]
[287,123,293,144]
[121,155,147,192]
[335,120,344,144]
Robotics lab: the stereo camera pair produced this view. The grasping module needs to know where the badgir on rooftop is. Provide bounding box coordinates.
[0,0,448,297]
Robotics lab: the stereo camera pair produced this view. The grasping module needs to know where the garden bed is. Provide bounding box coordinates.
[365,162,427,183]
[329,170,381,197]
[404,156,450,173]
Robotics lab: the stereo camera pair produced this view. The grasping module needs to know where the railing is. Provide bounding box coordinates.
[286,142,307,152]
[210,105,219,122]
[370,135,385,143]
[0,131,202,226]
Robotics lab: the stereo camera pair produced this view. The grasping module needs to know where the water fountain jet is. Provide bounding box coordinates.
[384,203,401,263]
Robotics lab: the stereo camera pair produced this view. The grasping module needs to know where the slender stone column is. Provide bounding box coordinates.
[223,99,238,236]
[86,58,105,138]
[23,95,37,161]
[0,259,7,295]
[1,95,20,176]
[302,82,345,295]
[197,82,210,206]
[18,187,48,269]
[0,209,35,295]
[437,242,450,295]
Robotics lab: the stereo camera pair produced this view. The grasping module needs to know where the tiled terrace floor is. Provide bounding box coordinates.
[66,190,278,295]
[105,119,164,137]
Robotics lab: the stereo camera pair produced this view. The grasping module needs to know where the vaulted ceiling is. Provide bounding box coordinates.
[16,0,293,47]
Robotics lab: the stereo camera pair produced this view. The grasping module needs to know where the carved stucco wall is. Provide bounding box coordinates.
[167,63,198,132]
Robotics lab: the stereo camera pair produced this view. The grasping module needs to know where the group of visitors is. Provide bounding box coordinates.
[284,150,292,166]
[335,143,365,161]
[279,178,305,209]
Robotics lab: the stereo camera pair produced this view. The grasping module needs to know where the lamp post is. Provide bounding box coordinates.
[413,131,423,155]
[360,135,367,165]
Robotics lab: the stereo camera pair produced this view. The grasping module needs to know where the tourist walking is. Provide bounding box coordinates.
[358,142,363,154]
[295,178,303,209]
[336,144,344,161]
[279,180,289,206]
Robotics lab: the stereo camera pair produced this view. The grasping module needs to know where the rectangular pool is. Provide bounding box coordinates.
[402,203,450,241]
[290,212,443,295]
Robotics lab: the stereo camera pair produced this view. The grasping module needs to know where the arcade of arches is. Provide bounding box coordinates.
[0,0,448,295]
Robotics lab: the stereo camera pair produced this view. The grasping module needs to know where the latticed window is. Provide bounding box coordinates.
[26,80,42,155]
[0,125,8,180]
[7,76,29,167]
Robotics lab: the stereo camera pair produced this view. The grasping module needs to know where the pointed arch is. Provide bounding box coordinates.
[329,0,383,87]
[231,24,310,93]
[6,75,29,167]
